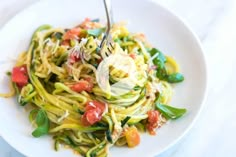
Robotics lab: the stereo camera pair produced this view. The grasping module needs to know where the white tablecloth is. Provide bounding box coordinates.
[1,0,236,156]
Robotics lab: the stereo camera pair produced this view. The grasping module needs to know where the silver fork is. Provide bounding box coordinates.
[100,0,115,55]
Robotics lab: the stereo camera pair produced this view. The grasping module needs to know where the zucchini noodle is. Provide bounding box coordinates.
[0,19,185,157]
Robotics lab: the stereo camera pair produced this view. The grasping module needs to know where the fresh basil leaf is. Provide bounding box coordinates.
[87,28,105,37]
[166,73,184,83]
[156,103,187,119]
[35,109,46,125]
[149,48,166,64]
[32,126,48,138]
[148,48,167,79]
[156,68,167,80]
[32,109,50,137]
[149,48,157,56]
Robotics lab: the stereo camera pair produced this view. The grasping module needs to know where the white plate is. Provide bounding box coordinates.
[0,0,207,156]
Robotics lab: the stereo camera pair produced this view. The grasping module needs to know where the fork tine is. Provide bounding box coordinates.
[105,50,110,57]
[109,42,114,49]
[99,34,107,48]
[99,0,114,56]
[107,46,113,54]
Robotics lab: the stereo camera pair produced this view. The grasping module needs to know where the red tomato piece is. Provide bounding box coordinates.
[85,101,106,113]
[70,79,93,93]
[84,77,94,92]
[69,53,80,64]
[81,112,91,126]
[71,81,90,93]
[146,110,159,135]
[81,100,106,126]
[63,28,81,40]
[11,65,28,87]
[81,108,102,126]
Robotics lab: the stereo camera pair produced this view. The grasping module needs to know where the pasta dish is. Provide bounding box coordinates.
[0,18,186,157]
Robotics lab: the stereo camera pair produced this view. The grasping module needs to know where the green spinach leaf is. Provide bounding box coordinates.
[166,73,184,83]
[148,48,167,79]
[31,109,50,137]
[87,28,105,37]
[149,48,166,67]
[156,103,187,119]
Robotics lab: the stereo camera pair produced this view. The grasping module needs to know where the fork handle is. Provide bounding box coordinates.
[100,0,114,48]
[103,0,114,30]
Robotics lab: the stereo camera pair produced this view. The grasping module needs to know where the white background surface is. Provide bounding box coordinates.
[0,0,236,157]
